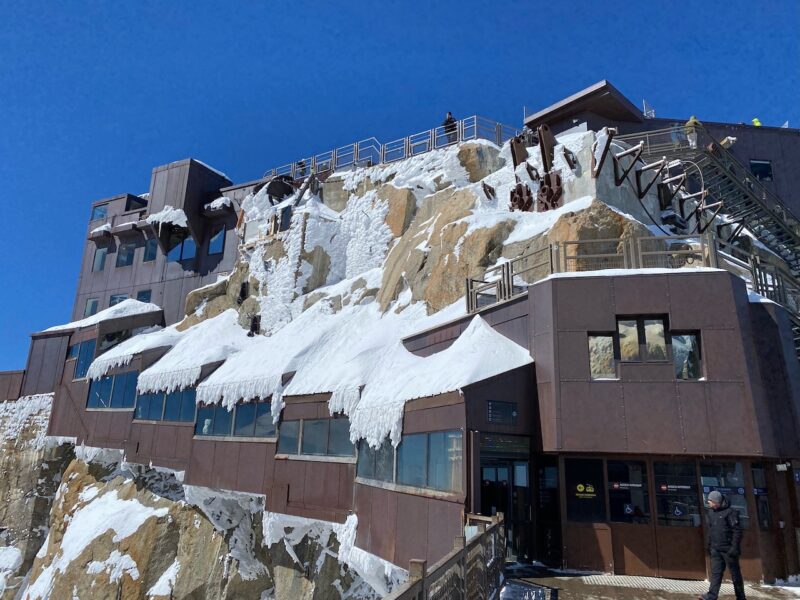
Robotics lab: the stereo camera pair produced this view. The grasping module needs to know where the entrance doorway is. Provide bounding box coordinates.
[535,456,562,566]
[481,459,531,560]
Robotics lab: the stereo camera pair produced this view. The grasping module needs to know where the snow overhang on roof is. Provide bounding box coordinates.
[524,80,644,130]
[41,299,164,335]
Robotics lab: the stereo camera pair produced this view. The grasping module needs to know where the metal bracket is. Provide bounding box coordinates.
[635,158,666,199]
[591,127,616,178]
[612,142,644,186]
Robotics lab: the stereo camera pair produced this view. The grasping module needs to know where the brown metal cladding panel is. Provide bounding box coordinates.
[136,423,155,459]
[186,439,215,487]
[403,403,465,435]
[675,383,714,454]
[212,442,240,490]
[287,462,307,504]
[560,381,626,452]
[558,331,590,381]
[654,526,706,579]
[236,443,268,494]
[367,486,397,562]
[702,329,746,381]
[623,382,683,454]
[283,403,321,420]
[617,362,675,383]
[92,411,113,441]
[537,381,557,451]
[707,382,761,455]
[263,444,276,486]
[610,523,658,576]
[531,280,553,336]
[426,499,463,564]
[393,493,429,566]
[564,523,613,572]
[174,427,194,461]
[555,278,616,331]
[152,425,178,459]
[533,332,555,384]
[485,316,529,351]
[302,461,342,509]
[354,484,373,550]
[464,367,536,437]
[110,411,133,443]
[612,275,670,316]
[338,463,355,509]
[668,273,737,330]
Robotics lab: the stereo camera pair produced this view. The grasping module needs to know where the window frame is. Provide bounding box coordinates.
[192,398,277,440]
[143,238,158,263]
[86,370,138,410]
[134,388,197,424]
[671,330,703,380]
[109,294,128,307]
[136,290,152,303]
[167,233,197,263]
[73,339,97,380]
[84,298,99,317]
[588,332,619,380]
[115,241,137,268]
[90,204,108,221]
[92,247,107,272]
[275,415,355,460]
[208,225,226,256]
[617,316,670,364]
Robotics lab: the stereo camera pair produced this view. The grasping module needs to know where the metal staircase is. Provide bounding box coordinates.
[616,125,800,274]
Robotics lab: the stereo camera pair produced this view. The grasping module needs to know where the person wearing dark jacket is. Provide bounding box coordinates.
[443,112,457,144]
[700,490,746,600]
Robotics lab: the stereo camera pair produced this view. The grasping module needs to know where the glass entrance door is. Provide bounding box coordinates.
[481,460,532,560]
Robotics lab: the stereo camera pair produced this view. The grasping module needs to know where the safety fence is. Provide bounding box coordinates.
[263,116,518,180]
[385,514,508,600]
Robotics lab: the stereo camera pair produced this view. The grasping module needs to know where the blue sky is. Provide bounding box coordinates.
[0,0,798,369]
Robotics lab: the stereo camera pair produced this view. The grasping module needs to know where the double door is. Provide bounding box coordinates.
[480,460,531,560]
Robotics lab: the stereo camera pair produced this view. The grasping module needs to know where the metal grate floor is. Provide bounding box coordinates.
[576,574,772,598]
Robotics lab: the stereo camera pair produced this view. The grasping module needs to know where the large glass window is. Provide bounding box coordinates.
[92,247,107,272]
[115,242,136,268]
[208,225,225,255]
[428,430,463,492]
[143,239,158,262]
[397,434,427,487]
[278,417,355,457]
[277,420,300,454]
[109,294,128,307]
[357,438,395,482]
[194,404,232,436]
[608,460,650,523]
[233,400,275,438]
[701,461,749,528]
[752,463,771,531]
[588,334,616,379]
[653,461,701,527]
[86,370,138,409]
[617,319,640,361]
[74,339,96,379]
[750,160,773,182]
[90,204,108,221]
[672,332,702,380]
[565,458,606,523]
[302,419,329,455]
[617,317,669,363]
[136,388,196,423]
[167,234,197,263]
[643,319,667,360]
[84,298,99,317]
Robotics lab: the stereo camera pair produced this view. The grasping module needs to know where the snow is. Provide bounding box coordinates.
[90,223,111,235]
[0,546,23,594]
[146,205,188,229]
[74,444,124,467]
[544,267,724,281]
[147,560,180,597]
[204,196,232,211]
[748,290,778,305]
[42,299,162,333]
[86,325,182,380]
[136,310,254,394]
[23,490,168,599]
[0,394,64,450]
[86,550,139,583]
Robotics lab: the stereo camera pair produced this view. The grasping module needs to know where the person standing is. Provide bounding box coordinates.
[443,112,457,144]
[685,115,701,149]
[700,490,746,600]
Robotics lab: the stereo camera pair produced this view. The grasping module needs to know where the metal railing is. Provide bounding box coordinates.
[262,116,518,180]
[386,514,506,600]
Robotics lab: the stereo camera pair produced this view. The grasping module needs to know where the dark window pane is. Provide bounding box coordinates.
[254,402,275,437]
[109,294,128,307]
[233,402,256,437]
[328,417,354,456]
[110,374,126,408]
[654,461,701,527]
[752,464,771,530]
[427,431,463,492]
[182,236,196,261]
[90,205,107,221]
[750,160,773,182]
[87,379,103,408]
[212,406,232,436]
[98,329,131,355]
[397,433,427,488]
[301,419,329,455]
[121,371,138,408]
[75,340,96,379]
[125,196,147,211]
[163,391,182,421]
[134,394,150,420]
[115,242,136,268]
[565,458,606,523]
[375,438,395,482]
[143,239,158,262]
[92,247,107,272]
[179,389,196,422]
[278,420,300,454]
[701,461,749,527]
[196,406,215,435]
[608,460,650,523]
[167,234,184,262]
[617,319,640,361]
[208,226,225,255]
[589,335,616,379]
[84,298,99,317]
[673,333,702,380]
[147,393,164,421]
[357,441,376,479]
[67,344,80,360]
[136,290,152,303]
[643,319,667,361]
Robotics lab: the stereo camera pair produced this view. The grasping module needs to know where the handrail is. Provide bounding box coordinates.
[261,115,518,180]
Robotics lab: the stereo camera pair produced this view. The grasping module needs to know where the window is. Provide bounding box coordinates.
[653,461,701,527]
[278,417,355,457]
[116,242,136,267]
[672,332,702,379]
[617,317,668,363]
[233,400,275,438]
[136,290,152,303]
[92,247,107,272]
[167,234,197,263]
[109,294,128,307]
[208,225,225,255]
[752,463,771,530]
[357,430,464,493]
[136,388,196,422]
[73,339,96,379]
[98,329,131,354]
[608,460,650,523]
[143,239,158,262]
[67,344,80,360]
[701,461,749,528]
[750,160,773,182]
[84,298,99,317]
[86,370,138,409]
[195,404,233,436]
[588,334,616,379]
[565,458,606,523]
[125,196,147,212]
[90,205,107,221]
